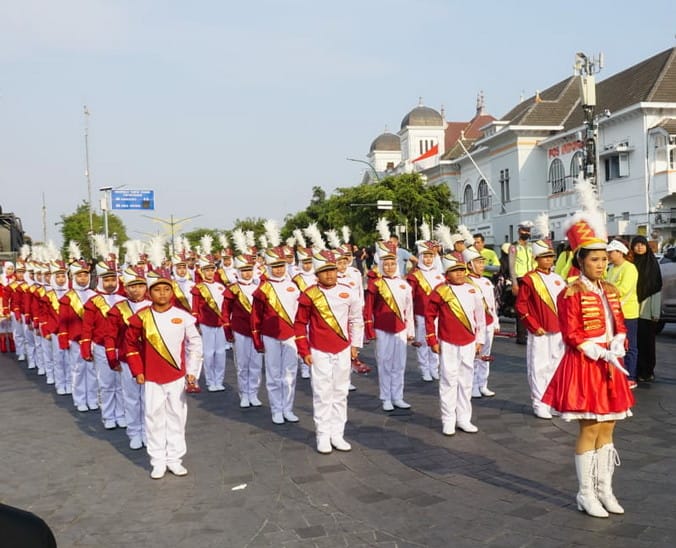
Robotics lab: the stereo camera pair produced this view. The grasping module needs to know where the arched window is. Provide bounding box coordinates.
[570,151,584,181]
[463,184,474,214]
[549,158,566,194]
[477,180,490,210]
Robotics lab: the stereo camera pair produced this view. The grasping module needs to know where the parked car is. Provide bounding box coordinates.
[657,248,676,333]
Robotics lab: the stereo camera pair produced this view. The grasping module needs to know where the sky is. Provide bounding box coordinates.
[1,0,674,246]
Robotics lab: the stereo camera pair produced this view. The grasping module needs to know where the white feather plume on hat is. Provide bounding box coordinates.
[67,241,82,261]
[123,240,141,266]
[245,230,255,249]
[45,241,61,262]
[147,235,166,268]
[458,224,473,245]
[534,212,550,240]
[218,233,230,251]
[419,222,431,242]
[200,234,213,257]
[341,226,351,245]
[303,223,326,250]
[285,236,295,248]
[325,229,342,250]
[569,177,607,240]
[92,234,110,259]
[20,244,31,261]
[232,228,249,254]
[376,218,391,241]
[258,234,268,250]
[434,224,453,251]
[263,219,281,247]
[292,228,307,248]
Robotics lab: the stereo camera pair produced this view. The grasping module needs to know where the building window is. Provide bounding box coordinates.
[604,153,629,181]
[478,180,490,209]
[386,161,395,170]
[670,148,676,169]
[570,151,584,180]
[549,158,566,194]
[463,184,474,214]
[500,169,511,203]
[419,141,424,155]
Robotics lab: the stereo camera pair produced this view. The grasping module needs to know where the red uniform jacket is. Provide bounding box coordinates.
[191,282,226,327]
[57,288,95,349]
[515,269,565,334]
[425,282,486,347]
[406,267,444,317]
[363,276,411,339]
[250,278,299,351]
[221,280,258,339]
[80,293,125,363]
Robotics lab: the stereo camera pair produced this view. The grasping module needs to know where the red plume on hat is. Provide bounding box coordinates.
[565,178,608,252]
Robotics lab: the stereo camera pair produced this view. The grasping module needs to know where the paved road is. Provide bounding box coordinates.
[1,325,675,548]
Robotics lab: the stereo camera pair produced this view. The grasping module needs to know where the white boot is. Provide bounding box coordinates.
[575,450,609,518]
[596,444,624,514]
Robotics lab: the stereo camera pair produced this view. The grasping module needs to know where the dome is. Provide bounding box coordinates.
[369,132,400,153]
[400,106,443,129]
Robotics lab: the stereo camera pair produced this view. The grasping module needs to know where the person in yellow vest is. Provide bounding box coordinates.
[508,221,535,344]
[473,234,500,280]
[605,240,639,388]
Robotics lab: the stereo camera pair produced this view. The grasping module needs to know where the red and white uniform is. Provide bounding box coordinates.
[42,280,70,394]
[294,281,364,442]
[542,277,634,420]
[467,273,499,396]
[222,276,262,402]
[125,305,202,470]
[251,275,300,417]
[81,290,126,426]
[515,268,566,414]
[425,281,486,429]
[364,274,414,404]
[293,270,317,378]
[191,280,227,390]
[7,278,27,359]
[59,285,97,410]
[407,265,444,379]
[105,297,151,445]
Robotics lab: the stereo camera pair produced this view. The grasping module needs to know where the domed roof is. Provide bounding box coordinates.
[400,105,443,129]
[369,132,400,153]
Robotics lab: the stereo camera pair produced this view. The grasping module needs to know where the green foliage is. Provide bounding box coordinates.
[282,173,458,248]
[59,202,128,259]
[181,228,222,250]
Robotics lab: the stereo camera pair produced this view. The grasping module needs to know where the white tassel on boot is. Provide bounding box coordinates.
[575,450,609,518]
[596,443,625,514]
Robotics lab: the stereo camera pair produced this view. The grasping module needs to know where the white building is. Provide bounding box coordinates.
[362,47,676,246]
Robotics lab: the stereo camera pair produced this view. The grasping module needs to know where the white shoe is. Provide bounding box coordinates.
[431,370,440,380]
[103,420,117,430]
[442,423,456,436]
[471,388,482,398]
[331,437,352,451]
[17,354,26,361]
[480,386,495,397]
[46,376,55,385]
[272,412,284,425]
[249,394,262,407]
[37,368,45,376]
[393,399,411,409]
[216,384,226,392]
[167,463,188,476]
[240,396,250,408]
[283,411,299,423]
[88,404,99,411]
[382,400,394,412]
[422,372,433,382]
[317,437,332,454]
[150,466,166,480]
[207,385,219,392]
[56,388,66,395]
[534,407,553,420]
[117,419,127,428]
[76,404,89,412]
[596,444,625,514]
[575,451,609,518]
[129,437,143,450]
[348,383,356,391]
[301,371,310,379]
[457,421,479,433]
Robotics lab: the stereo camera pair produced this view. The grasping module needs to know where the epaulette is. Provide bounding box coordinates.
[563,279,585,297]
[600,280,620,298]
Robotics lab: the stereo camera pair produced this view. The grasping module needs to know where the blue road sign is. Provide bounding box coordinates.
[111,190,155,210]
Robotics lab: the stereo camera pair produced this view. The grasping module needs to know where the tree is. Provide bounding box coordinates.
[60,202,128,259]
[181,228,222,251]
[282,173,458,249]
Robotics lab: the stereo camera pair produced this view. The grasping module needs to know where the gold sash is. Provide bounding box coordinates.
[116,301,135,326]
[196,283,223,319]
[90,295,112,318]
[374,278,402,321]
[137,308,180,370]
[259,282,293,326]
[171,281,191,311]
[229,283,252,314]
[65,290,85,319]
[437,284,473,334]
[45,291,60,313]
[293,274,308,292]
[530,272,556,314]
[305,286,347,340]
[412,270,433,296]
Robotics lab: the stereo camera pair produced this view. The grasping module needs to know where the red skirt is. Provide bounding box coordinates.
[542,349,635,416]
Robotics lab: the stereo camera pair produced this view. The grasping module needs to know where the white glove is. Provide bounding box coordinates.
[494,322,501,334]
[604,351,630,376]
[580,343,606,361]
[610,334,626,358]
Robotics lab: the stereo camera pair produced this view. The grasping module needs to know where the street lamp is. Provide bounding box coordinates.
[141,214,202,256]
[347,157,381,182]
[99,186,112,240]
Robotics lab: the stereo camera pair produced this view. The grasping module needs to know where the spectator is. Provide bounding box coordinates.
[389,234,417,274]
[473,233,500,279]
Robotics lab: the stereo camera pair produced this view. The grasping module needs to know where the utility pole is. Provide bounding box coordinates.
[574,52,603,186]
[141,214,202,256]
[83,105,94,245]
[41,192,47,243]
[347,157,381,182]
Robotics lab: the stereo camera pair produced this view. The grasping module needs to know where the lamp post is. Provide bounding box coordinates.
[141,214,202,256]
[99,186,112,239]
[347,157,381,182]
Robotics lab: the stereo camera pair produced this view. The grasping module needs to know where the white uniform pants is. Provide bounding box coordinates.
[144,377,187,468]
[473,327,495,391]
[70,341,99,408]
[51,336,71,393]
[415,315,438,377]
[233,332,263,398]
[375,329,407,402]
[526,331,564,413]
[310,347,351,439]
[23,322,37,368]
[34,332,45,373]
[263,335,298,415]
[40,335,54,383]
[11,316,25,357]
[93,343,125,424]
[120,361,145,442]
[439,340,475,427]
[201,325,226,388]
